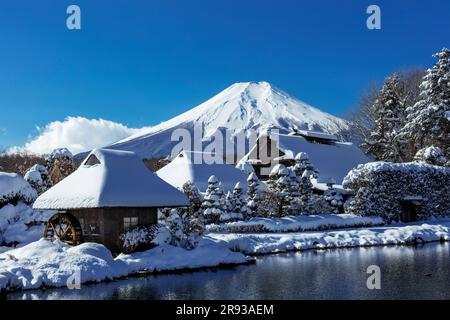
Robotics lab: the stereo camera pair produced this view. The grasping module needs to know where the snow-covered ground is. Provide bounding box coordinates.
[0,237,251,292]
[207,214,383,233]
[209,219,450,255]
[2,216,450,293]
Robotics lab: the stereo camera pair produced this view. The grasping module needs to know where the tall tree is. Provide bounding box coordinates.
[362,74,405,161]
[399,48,450,159]
[348,68,425,160]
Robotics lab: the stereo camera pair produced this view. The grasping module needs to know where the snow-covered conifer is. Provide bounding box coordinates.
[293,152,318,179]
[247,172,261,217]
[232,182,248,217]
[182,181,203,213]
[24,164,51,194]
[323,179,344,214]
[400,48,450,159]
[201,175,227,224]
[265,164,291,217]
[363,74,406,161]
[225,190,235,213]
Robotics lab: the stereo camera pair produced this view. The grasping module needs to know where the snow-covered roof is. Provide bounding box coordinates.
[33,149,189,210]
[244,132,371,184]
[289,130,338,141]
[156,151,248,193]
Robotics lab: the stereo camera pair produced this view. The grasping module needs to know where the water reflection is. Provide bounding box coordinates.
[7,242,450,300]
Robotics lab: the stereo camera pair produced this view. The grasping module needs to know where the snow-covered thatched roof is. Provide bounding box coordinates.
[276,133,371,184]
[33,149,189,210]
[243,132,371,185]
[156,151,248,193]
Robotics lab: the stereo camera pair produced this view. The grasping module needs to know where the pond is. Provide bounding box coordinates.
[6,242,450,300]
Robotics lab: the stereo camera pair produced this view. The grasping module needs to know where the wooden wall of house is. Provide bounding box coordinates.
[68,207,157,253]
[247,136,286,179]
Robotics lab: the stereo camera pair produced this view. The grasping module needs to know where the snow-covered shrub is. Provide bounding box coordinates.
[0,202,53,246]
[120,224,170,253]
[160,208,204,250]
[322,178,344,214]
[24,164,51,194]
[324,187,344,214]
[0,172,37,207]
[343,162,450,222]
[414,146,448,167]
[201,175,227,224]
[160,181,205,249]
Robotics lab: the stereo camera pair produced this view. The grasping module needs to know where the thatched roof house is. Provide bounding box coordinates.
[34,148,188,252]
[241,131,371,188]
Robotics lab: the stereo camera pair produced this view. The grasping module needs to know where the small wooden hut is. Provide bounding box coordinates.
[33,148,189,252]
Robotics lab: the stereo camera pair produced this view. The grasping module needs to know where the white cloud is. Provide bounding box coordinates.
[10,116,144,155]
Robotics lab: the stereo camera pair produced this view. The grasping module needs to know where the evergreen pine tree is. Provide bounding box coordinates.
[182,181,203,214]
[247,172,261,217]
[24,164,51,194]
[225,190,235,213]
[293,152,319,179]
[323,178,344,214]
[201,175,226,224]
[232,182,248,218]
[267,164,291,217]
[363,74,406,161]
[400,48,450,159]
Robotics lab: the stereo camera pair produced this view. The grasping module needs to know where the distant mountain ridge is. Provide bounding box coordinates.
[102,81,349,159]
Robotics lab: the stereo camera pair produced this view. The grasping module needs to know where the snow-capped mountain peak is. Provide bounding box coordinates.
[109,81,348,158]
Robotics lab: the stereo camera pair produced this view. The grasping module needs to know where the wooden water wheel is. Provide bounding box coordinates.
[44,213,83,245]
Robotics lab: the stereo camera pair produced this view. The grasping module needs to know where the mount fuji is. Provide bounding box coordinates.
[104,81,349,159]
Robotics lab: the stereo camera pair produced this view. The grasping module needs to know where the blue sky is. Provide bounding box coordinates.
[0,0,449,148]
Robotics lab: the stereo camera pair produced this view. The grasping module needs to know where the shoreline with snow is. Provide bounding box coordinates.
[0,237,252,293]
[206,214,384,233]
[2,217,450,294]
[209,219,450,255]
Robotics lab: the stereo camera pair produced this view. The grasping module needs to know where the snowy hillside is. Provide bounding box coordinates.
[104,81,348,159]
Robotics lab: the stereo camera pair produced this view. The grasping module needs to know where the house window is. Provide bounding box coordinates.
[123,217,139,230]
